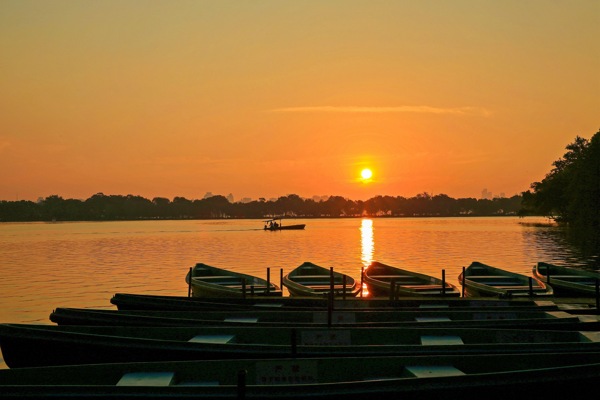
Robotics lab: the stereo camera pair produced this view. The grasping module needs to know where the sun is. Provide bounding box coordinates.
[360,168,373,180]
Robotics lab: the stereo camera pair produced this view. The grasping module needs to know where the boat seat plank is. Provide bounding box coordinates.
[117,372,175,386]
[402,285,444,290]
[420,335,464,346]
[188,334,236,344]
[467,275,518,280]
[405,365,465,378]
[369,275,418,280]
[415,316,452,322]
[223,317,259,323]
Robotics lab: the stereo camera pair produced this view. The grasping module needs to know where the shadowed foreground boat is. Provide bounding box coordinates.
[459,261,553,298]
[1,352,600,399]
[185,263,282,298]
[110,292,563,312]
[2,323,600,368]
[48,307,600,330]
[282,262,361,297]
[363,261,461,297]
[533,262,600,297]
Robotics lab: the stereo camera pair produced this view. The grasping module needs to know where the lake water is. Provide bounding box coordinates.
[0,216,597,368]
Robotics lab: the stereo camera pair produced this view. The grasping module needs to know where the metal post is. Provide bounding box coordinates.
[187,267,192,298]
[389,280,395,301]
[360,267,364,297]
[237,369,247,400]
[266,267,271,295]
[442,269,446,296]
[329,267,334,295]
[280,268,283,290]
[342,274,347,300]
[461,267,465,297]
[528,277,533,296]
[291,328,297,356]
[596,279,599,312]
[242,278,246,299]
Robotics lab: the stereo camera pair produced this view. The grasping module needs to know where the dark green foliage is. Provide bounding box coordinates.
[521,129,600,236]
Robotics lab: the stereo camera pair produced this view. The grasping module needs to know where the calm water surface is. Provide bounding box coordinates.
[0,216,597,368]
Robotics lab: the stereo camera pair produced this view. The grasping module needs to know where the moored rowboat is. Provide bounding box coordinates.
[459,261,553,298]
[110,292,563,312]
[282,262,361,297]
[363,261,460,297]
[48,307,599,330]
[185,263,282,298]
[2,352,600,399]
[2,323,599,368]
[533,262,600,297]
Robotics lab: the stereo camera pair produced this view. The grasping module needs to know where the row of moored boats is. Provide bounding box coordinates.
[0,260,599,399]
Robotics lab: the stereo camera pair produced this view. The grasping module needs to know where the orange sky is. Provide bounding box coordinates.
[1,1,598,202]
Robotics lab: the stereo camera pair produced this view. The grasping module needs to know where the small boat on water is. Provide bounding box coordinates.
[363,261,461,298]
[110,292,563,312]
[459,261,553,298]
[185,263,282,298]
[49,307,599,330]
[533,262,600,297]
[282,262,361,298]
[263,218,306,231]
[2,323,600,368]
[2,352,600,399]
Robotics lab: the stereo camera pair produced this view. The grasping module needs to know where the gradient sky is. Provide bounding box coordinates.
[1,1,598,202]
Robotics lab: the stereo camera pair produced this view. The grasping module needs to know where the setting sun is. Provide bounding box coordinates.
[361,168,373,180]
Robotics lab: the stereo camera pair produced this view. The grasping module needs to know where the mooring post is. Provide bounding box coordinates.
[329,267,334,295]
[280,268,283,290]
[266,267,271,295]
[242,278,246,299]
[442,269,446,296]
[528,277,533,296]
[596,279,599,312]
[342,274,347,300]
[360,266,364,297]
[291,328,297,356]
[188,267,192,298]
[461,267,465,297]
[237,369,247,400]
[389,280,395,301]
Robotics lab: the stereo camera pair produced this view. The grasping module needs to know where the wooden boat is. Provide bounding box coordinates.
[2,352,600,399]
[185,263,282,298]
[283,262,361,297]
[110,292,564,312]
[459,261,553,298]
[363,261,461,297]
[2,323,600,368]
[49,307,600,330]
[263,218,306,231]
[533,262,600,297]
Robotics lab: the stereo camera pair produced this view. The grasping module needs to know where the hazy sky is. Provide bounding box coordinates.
[1,1,598,202]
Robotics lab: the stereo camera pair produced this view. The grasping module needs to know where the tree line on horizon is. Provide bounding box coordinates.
[1,129,596,225]
[0,192,523,222]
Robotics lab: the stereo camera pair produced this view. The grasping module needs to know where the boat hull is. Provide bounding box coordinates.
[2,353,600,399]
[533,262,600,297]
[185,263,282,298]
[283,262,361,298]
[459,261,553,298]
[2,323,600,368]
[364,262,460,298]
